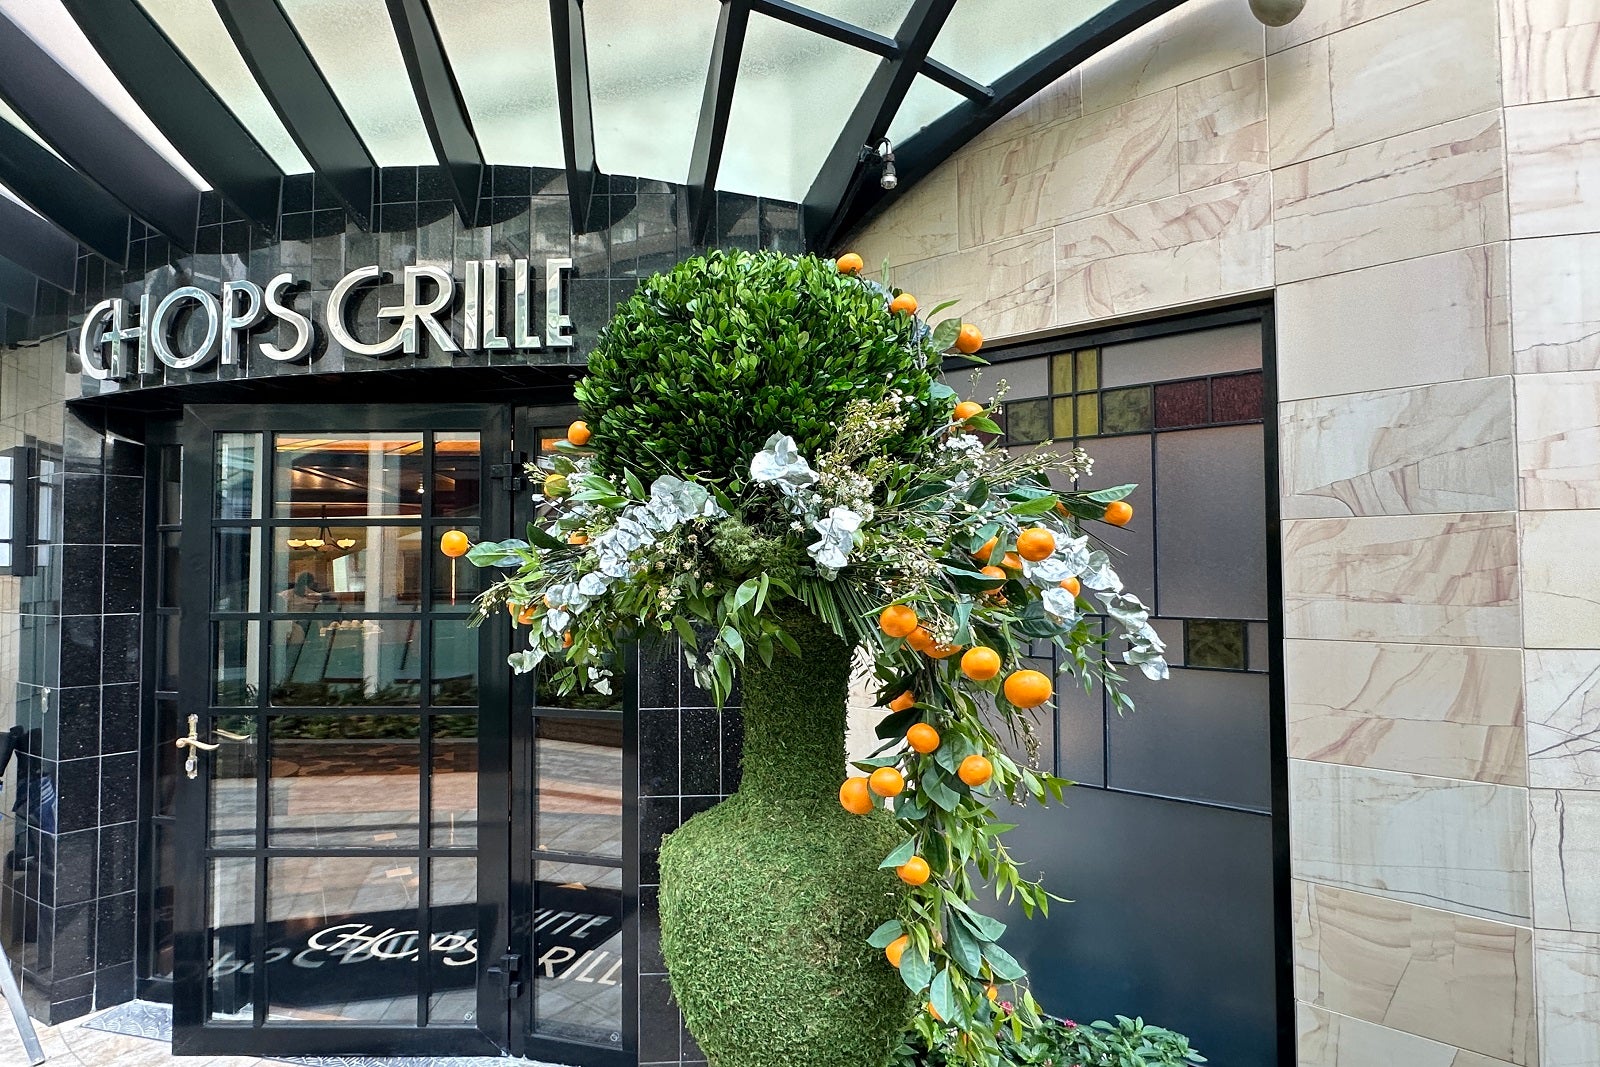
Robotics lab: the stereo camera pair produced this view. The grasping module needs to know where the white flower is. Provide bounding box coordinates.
[808,505,864,572]
[750,433,819,496]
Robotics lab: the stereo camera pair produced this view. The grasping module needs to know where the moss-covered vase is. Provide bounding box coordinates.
[658,611,912,1067]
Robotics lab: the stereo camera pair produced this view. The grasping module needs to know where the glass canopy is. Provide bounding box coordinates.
[0,0,1179,265]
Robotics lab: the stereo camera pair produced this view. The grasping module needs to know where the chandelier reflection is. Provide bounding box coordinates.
[286,507,357,554]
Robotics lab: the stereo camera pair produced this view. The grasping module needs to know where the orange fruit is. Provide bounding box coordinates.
[890,293,918,315]
[927,642,963,660]
[955,323,983,354]
[953,400,983,421]
[958,754,994,787]
[972,536,999,561]
[888,690,916,713]
[566,420,591,446]
[440,530,470,558]
[927,1002,942,1022]
[886,934,910,968]
[960,646,1001,682]
[906,627,935,653]
[1017,527,1056,562]
[542,473,569,498]
[562,631,574,648]
[568,531,589,545]
[1060,576,1081,597]
[1103,500,1134,526]
[879,604,919,639]
[1003,669,1053,709]
[986,984,999,1001]
[839,777,874,815]
[897,856,931,886]
[837,252,864,274]
[869,767,905,797]
[979,565,1007,588]
[906,723,940,754]
[1001,552,1023,571]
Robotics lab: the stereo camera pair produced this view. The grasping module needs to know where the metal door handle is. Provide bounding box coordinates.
[176,714,221,779]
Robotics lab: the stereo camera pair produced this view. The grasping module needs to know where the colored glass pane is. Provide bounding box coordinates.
[1076,348,1099,390]
[1100,387,1150,434]
[1076,393,1099,437]
[1053,396,1074,438]
[1051,352,1074,394]
[1005,398,1050,445]
[1211,371,1265,423]
[1185,620,1247,671]
[1154,378,1208,428]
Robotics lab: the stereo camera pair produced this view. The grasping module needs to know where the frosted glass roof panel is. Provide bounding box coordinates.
[134,0,312,173]
[929,0,1108,85]
[425,0,563,168]
[887,75,964,146]
[0,0,207,187]
[586,0,718,183]
[719,17,879,203]
[277,0,437,166]
[800,0,915,37]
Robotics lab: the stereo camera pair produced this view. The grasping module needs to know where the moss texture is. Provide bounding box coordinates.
[659,610,913,1067]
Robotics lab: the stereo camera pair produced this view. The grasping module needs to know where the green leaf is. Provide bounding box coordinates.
[623,467,645,499]
[874,705,919,740]
[900,943,933,994]
[720,625,745,662]
[733,577,760,611]
[524,525,565,551]
[672,617,699,649]
[879,837,917,870]
[930,317,961,352]
[965,415,1002,434]
[466,539,529,568]
[982,941,1026,981]
[1008,494,1061,518]
[945,912,986,977]
[1083,483,1137,503]
[866,919,904,949]
[952,905,1006,942]
[929,967,957,1025]
[922,772,960,813]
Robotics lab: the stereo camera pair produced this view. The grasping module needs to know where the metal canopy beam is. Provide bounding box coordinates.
[687,0,752,245]
[0,255,36,315]
[0,197,78,292]
[213,0,376,227]
[751,0,894,56]
[0,12,197,249]
[924,58,992,101]
[816,0,1184,250]
[0,124,128,265]
[550,0,604,234]
[386,0,483,227]
[61,0,282,231]
[802,0,956,252]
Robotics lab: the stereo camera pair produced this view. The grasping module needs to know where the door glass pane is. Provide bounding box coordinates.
[215,527,261,611]
[265,857,421,1024]
[432,715,478,848]
[209,717,258,849]
[208,857,255,1023]
[432,526,483,610]
[160,530,181,607]
[431,434,481,517]
[532,860,624,1045]
[269,715,421,848]
[427,857,478,1026]
[159,613,181,690]
[535,717,623,858]
[155,695,181,816]
[432,620,477,706]
[213,620,260,706]
[160,443,182,522]
[273,526,423,613]
[215,433,260,519]
[270,618,422,706]
[149,821,177,979]
[274,435,426,519]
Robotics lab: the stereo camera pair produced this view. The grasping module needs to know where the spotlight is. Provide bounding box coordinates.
[880,146,898,191]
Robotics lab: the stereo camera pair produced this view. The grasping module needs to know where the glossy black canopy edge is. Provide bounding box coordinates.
[687,0,752,245]
[0,11,197,249]
[61,0,283,232]
[0,121,128,266]
[387,0,484,228]
[551,0,605,235]
[213,0,376,228]
[0,196,78,293]
[813,0,1188,251]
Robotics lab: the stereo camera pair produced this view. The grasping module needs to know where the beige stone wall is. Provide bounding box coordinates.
[850,0,1600,1063]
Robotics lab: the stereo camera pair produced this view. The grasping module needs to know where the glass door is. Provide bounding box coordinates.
[171,404,511,1058]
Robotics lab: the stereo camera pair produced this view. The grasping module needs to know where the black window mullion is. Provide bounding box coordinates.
[252,430,272,1027]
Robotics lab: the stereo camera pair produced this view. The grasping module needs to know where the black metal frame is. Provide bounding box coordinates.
[687,0,752,245]
[213,0,376,228]
[0,118,128,266]
[386,0,484,228]
[61,0,284,232]
[550,0,605,235]
[0,198,77,295]
[970,299,1295,1066]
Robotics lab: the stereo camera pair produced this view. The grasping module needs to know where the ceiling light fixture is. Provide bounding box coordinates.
[1248,0,1306,26]
[860,138,898,191]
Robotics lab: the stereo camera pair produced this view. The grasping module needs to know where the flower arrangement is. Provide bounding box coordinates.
[448,248,1166,1067]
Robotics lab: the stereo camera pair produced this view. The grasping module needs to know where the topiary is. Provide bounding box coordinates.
[576,249,943,486]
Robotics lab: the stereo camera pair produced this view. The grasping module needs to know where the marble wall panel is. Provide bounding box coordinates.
[851,166,959,271]
[1517,370,1600,509]
[1268,0,1502,168]
[1267,0,1429,53]
[1521,509,1600,649]
[1286,640,1525,786]
[1078,0,1263,114]
[1297,1003,1520,1067]
[1510,234,1600,373]
[1275,244,1511,401]
[1506,96,1600,238]
[964,71,1082,158]
[955,91,1178,247]
[892,231,1055,340]
[1053,174,1272,326]
[1530,788,1600,932]
[1501,0,1600,105]
[1280,377,1516,517]
[1274,110,1508,283]
[1177,61,1269,191]
[1294,881,1536,1063]
[1535,929,1600,1067]
[1282,512,1520,646]
[1526,649,1600,790]
[1290,760,1531,922]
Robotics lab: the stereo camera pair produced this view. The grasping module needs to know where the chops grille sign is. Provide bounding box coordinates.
[76,256,575,380]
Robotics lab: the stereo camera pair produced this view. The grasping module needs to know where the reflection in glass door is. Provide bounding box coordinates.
[174,406,509,1058]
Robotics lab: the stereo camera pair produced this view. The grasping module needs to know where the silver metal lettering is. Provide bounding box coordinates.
[328,265,402,357]
[260,273,314,362]
[220,280,265,366]
[106,298,145,378]
[513,258,540,347]
[151,286,221,370]
[77,299,118,380]
[462,259,481,350]
[378,265,458,356]
[545,256,574,347]
[480,260,508,350]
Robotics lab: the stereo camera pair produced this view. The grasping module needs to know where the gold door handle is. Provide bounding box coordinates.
[176,714,221,778]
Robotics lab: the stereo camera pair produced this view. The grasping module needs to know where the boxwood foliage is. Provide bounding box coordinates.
[576,248,943,485]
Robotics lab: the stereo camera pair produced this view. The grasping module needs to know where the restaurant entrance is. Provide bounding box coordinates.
[164,403,633,1064]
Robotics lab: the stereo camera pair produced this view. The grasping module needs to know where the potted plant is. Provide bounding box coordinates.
[451,249,1166,1067]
